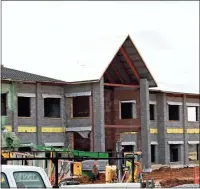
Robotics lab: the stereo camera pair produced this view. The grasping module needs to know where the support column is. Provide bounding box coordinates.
[157,93,168,164]
[140,79,151,171]
[36,83,41,145]
[183,94,189,165]
[11,82,18,134]
[92,78,105,152]
[61,87,66,146]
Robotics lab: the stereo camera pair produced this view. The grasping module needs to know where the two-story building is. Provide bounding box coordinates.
[1,35,199,170]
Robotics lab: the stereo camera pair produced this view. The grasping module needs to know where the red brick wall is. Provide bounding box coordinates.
[113,88,141,126]
[104,88,141,152]
[104,89,113,125]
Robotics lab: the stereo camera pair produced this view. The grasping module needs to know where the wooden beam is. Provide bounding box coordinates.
[120,62,133,83]
[110,63,124,84]
[120,47,140,82]
[104,71,114,83]
[104,83,139,88]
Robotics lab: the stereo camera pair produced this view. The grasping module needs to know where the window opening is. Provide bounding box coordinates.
[188,144,198,161]
[121,101,136,119]
[187,106,199,122]
[150,104,155,120]
[168,105,179,121]
[72,96,90,118]
[1,93,7,116]
[44,98,60,118]
[18,97,31,117]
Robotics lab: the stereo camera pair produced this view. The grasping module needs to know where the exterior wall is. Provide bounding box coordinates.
[1,82,66,145]
[149,93,158,144]
[65,84,92,128]
[38,84,65,144]
[2,79,199,166]
[113,88,141,127]
[16,83,37,143]
[104,87,141,152]
[64,83,92,150]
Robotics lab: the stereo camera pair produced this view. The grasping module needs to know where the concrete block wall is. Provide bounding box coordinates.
[149,93,158,145]
[38,84,65,144]
[65,84,92,128]
[3,82,66,145]
[17,83,37,144]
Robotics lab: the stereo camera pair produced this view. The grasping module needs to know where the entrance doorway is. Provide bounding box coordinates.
[74,132,90,151]
[170,144,179,162]
[151,145,156,163]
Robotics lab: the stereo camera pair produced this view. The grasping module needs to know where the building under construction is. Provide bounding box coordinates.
[1,35,199,171]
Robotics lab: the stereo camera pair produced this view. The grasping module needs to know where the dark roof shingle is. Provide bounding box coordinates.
[1,66,66,84]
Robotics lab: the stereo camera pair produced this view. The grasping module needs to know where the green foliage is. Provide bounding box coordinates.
[3,132,20,149]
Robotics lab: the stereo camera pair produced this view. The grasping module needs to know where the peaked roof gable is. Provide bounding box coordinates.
[66,34,157,87]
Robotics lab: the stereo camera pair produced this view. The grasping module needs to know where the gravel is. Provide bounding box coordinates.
[174,184,200,188]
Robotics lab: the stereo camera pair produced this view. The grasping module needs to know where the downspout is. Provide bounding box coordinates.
[91,84,94,152]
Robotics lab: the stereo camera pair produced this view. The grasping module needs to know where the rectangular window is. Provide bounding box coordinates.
[187,106,199,122]
[120,101,136,119]
[72,96,90,118]
[150,104,155,120]
[1,93,7,116]
[44,98,60,118]
[13,171,46,188]
[168,105,179,121]
[18,97,31,117]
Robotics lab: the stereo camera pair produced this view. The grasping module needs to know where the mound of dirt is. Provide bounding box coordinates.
[144,167,194,181]
[160,178,194,188]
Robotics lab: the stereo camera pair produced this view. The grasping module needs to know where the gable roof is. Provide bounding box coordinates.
[60,34,157,87]
[1,66,66,84]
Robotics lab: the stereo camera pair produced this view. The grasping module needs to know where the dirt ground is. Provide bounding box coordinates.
[143,166,199,188]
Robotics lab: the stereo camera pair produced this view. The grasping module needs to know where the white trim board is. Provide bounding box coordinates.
[65,91,91,97]
[151,141,158,145]
[186,103,200,107]
[17,93,36,97]
[42,94,62,98]
[121,100,136,103]
[66,126,92,132]
[149,101,157,105]
[188,141,199,144]
[168,141,184,144]
[121,141,136,146]
[44,142,64,147]
[167,101,183,105]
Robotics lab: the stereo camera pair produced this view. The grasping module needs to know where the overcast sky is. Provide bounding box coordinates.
[2,1,199,93]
